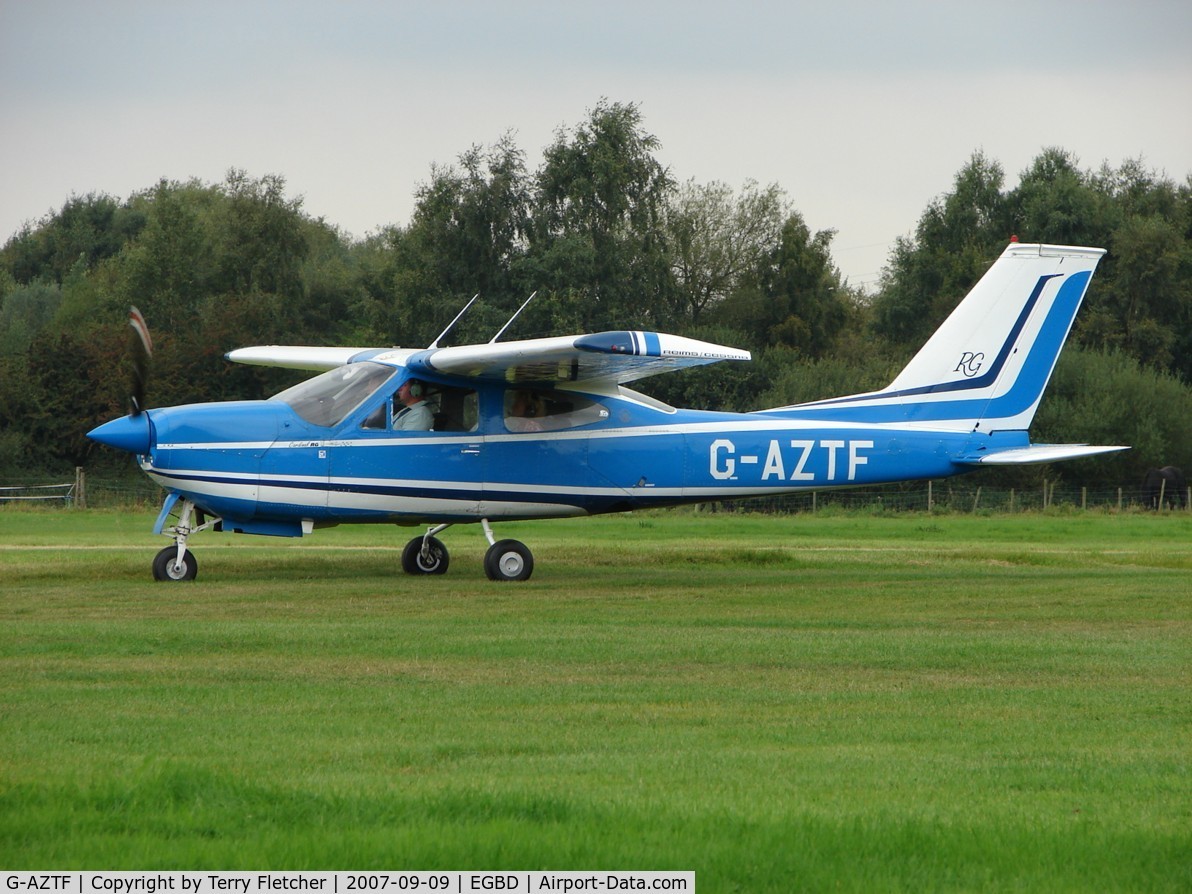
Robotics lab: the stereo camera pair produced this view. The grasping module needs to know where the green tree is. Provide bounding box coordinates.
[1075,159,1192,380]
[0,280,61,354]
[664,179,787,325]
[870,151,1009,349]
[1007,147,1111,248]
[529,100,674,330]
[1106,214,1189,371]
[114,179,215,330]
[1033,347,1192,487]
[395,135,534,345]
[711,212,850,357]
[300,218,367,342]
[346,225,414,344]
[0,192,145,286]
[216,169,309,301]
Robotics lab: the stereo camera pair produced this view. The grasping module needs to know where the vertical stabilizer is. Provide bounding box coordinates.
[773,242,1105,432]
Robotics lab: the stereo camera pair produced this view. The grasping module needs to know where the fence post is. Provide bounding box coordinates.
[1117,487,1123,511]
[1009,488,1015,512]
[927,480,933,512]
[972,487,981,513]
[74,467,86,510]
[1081,487,1087,511]
[1042,479,1048,509]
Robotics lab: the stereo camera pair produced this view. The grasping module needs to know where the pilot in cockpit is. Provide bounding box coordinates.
[393,379,434,431]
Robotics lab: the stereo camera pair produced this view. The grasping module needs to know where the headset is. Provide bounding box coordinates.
[406,379,424,398]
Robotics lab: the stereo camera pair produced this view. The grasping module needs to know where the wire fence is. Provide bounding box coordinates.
[2,471,1189,516]
[0,472,161,511]
[711,480,1191,515]
[0,482,77,504]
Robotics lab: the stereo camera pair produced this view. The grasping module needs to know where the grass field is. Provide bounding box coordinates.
[1,506,1190,891]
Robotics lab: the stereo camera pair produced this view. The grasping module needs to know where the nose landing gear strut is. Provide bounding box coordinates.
[151,495,220,581]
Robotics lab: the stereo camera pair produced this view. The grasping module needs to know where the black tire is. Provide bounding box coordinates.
[401,536,449,575]
[484,539,534,582]
[152,546,198,581]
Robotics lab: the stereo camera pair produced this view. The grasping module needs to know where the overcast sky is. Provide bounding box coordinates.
[2,1,1189,290]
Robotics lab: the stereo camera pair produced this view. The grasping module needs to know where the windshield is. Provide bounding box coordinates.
[271,362,397,428]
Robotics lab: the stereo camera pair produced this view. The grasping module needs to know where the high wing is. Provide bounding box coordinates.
[228,330,751,388]
[413,331,750,387]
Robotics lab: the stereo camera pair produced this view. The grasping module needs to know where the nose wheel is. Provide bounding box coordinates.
[153,546,198,581]
[401,531,450,574]
[151,495,217,581]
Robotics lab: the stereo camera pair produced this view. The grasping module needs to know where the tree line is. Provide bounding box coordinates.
[2,100,1190,489]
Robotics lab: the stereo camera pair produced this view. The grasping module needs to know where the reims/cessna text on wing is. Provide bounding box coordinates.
[89,242,1127,581]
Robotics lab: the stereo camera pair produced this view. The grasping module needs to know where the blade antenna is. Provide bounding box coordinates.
[428,294,479,349]
[489,291,537,344]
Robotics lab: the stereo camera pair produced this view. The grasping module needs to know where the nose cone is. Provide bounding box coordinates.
[88,413,152,455]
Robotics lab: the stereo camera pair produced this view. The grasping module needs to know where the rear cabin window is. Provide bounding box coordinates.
[504,389,608,433]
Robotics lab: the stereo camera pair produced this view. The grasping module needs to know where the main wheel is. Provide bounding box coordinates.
[401,536,449,575]
[484,539,534,582]
[152,546,198,581]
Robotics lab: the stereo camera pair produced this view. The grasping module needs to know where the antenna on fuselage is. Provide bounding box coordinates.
[428,294,479,349]
[489,291,537,344]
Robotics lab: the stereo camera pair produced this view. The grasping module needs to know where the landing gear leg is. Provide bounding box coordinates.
[402,524,450,575]
[152,497,215,581]
[481,519,534,582]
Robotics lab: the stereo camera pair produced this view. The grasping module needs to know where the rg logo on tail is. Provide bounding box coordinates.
[955,351,985,377]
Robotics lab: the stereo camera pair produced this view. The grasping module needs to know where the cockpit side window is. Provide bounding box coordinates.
[432,384,479,432]
[504,389,608,432]
[360,380,479,433]
[361,399,391,431]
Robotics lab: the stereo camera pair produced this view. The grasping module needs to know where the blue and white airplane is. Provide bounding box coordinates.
[89,241,1126,581]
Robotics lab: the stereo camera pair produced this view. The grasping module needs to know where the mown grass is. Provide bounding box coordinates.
[1,507,1190,890]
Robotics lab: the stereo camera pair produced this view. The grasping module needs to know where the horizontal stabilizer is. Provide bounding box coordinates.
[956,444,1129,465]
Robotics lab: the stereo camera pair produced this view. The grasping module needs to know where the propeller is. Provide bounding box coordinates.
[128,306,153,416]
[88,306,155,454]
